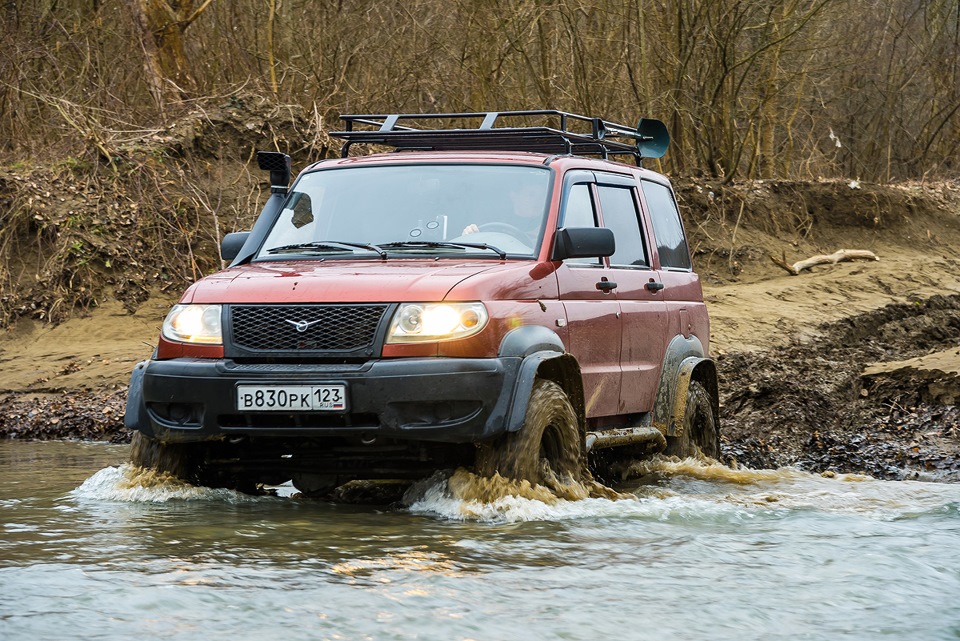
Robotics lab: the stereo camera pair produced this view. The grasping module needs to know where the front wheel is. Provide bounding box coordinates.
[665,380,720,459]
[130,433,261,492]
[130,431,206,482]
[476,379,584,486]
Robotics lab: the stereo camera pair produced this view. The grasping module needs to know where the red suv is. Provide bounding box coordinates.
[125,110,719,495]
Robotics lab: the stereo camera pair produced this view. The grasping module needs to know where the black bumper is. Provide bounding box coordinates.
[125,356,522,444]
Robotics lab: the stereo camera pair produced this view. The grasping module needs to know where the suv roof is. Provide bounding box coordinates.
[329,109,670,163]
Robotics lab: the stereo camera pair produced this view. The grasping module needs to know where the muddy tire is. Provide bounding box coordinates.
[665,380,720,459]
[130,431,206,484]
[477,379,583,485]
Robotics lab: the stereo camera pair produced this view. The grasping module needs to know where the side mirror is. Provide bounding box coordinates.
[551,227,615,261]
[221,231,250,261]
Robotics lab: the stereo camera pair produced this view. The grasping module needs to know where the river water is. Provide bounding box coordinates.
[1,440,959,641]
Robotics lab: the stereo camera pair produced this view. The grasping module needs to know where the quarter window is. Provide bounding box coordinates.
[642,180,691,269]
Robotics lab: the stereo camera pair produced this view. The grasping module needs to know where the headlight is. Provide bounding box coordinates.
[161,304,223,344]
[386,302,488,343]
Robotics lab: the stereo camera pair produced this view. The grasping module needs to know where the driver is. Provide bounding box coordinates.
[461,182,545,239]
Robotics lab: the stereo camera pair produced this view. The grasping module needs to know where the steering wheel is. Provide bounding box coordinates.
[478,222,529,243]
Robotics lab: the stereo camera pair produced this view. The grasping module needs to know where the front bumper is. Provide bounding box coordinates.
[125,356,521,444]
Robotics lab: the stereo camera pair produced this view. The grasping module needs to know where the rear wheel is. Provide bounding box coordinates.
[477,379,583,486]
[665,380,720,459]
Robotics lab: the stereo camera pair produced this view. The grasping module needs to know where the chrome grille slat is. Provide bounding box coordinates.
[224,362,368,372]
[229,304,388,353]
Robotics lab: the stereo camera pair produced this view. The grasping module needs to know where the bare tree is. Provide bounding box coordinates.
[0,0,957,182]
[129,0,214,108]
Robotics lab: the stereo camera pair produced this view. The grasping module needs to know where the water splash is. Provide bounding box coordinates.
[618,456,960,520]
[70,464,263,503]
[615,455,832,484]
[68,456,960,524]
[404,457,960,523]
[403,468,635,523]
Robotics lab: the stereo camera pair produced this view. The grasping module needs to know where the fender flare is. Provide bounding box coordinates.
[667,357,719,438]
[123,360,152,437]
[652,335,718,437]
[498,326,585,435]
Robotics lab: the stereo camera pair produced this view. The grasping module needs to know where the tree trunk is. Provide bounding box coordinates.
[130,0,209,108]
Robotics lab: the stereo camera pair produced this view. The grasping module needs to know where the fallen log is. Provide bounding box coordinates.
[770,249,879,276]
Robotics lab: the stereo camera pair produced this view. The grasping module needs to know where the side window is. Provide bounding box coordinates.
[560,183,600,265]
[642,180,692,270]
[597,185,648,268]
[561,183,597,228]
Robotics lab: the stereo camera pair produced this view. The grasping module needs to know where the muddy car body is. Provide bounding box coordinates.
[125,111,719,493]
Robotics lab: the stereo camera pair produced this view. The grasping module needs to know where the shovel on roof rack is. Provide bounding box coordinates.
[329,110,669,164]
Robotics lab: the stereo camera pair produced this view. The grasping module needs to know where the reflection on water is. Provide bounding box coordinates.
[2,440,959,641]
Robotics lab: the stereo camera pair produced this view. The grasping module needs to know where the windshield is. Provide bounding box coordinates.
[256,164,552,260]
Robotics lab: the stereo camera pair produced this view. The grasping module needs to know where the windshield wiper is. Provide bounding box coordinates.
[266,240,387,259]
[379,241,507,260]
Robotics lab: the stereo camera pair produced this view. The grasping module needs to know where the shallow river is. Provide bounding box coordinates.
[1,440,959,641]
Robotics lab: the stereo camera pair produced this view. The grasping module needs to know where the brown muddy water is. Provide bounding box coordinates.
[2,440,959,641]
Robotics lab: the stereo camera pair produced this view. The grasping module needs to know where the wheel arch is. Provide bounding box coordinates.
[499,326,585,438]
[652,335,719,437]
[124,360,153,437]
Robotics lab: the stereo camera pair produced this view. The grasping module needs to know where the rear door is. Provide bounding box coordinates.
[639,179,709,351]
[593,173,668,414]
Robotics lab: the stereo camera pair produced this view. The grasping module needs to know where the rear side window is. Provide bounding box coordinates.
[642,180,691,269]
[597,185,647,268]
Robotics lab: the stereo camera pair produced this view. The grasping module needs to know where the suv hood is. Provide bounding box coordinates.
[183,260,518,304]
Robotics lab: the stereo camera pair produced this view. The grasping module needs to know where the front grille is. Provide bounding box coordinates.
[229,304,388,353]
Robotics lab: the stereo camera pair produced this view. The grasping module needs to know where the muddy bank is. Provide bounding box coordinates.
[0,389,127,442]
[720,295,960,480]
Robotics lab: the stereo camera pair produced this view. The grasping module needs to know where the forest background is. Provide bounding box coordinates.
[2,0,958,182]
[0,0,958,328]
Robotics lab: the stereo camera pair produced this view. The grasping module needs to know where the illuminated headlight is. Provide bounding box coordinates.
[386,302,488,343]
[161,304,223,344]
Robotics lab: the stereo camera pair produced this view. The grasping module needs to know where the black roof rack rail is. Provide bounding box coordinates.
[329,110,669,164]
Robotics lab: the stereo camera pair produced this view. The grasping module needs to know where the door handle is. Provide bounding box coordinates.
[596,279,617,292]
[645,280,664,292]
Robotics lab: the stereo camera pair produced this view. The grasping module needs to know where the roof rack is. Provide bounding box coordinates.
[329,110,669,164]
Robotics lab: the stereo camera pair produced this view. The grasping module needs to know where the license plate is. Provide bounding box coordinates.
[236,385,347,412]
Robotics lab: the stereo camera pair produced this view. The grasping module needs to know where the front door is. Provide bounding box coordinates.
[555,179,622,419]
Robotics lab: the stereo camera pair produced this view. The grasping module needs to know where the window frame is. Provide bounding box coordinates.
[557,170,604,268]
